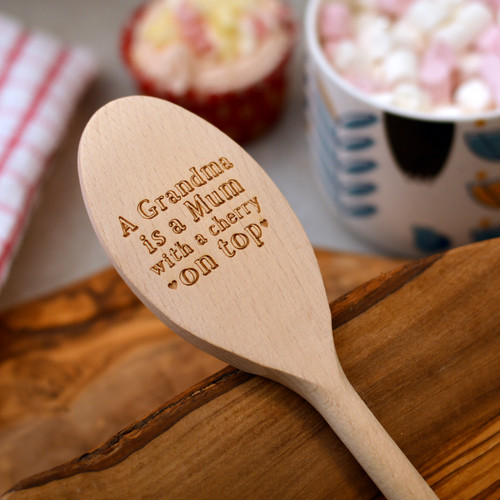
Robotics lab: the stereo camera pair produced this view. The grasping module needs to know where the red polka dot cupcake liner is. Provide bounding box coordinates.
[121,2,296,144]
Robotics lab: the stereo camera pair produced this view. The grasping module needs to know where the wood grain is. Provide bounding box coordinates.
[2,239,500,498]
[0,249,400,494]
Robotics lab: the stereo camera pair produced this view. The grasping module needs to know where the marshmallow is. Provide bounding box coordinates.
[382,48,418,85]
[421,40,456,72]
[419,41,456,103]
[357,15,393,61]
[404,1,448,33]
[355,0,379,9]
[458,52,481,79]
[456,3,493,33]
[393,82,431,110]
[481,0,500,10]
[318,0,500,115]
[480,52,500,105]
[391,20,425,51]
[331,40,371,75]
[434,23,470,52]
[455,78,493,111]
[420,72,453,104]
[432,0,491,50]
[439,0,466,9]
[353,12,381,34]
[319,3,352,41]
[475,24,500,53]
[376,0,414,17]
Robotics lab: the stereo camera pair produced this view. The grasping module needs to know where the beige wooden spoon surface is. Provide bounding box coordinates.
[78,96,436,499]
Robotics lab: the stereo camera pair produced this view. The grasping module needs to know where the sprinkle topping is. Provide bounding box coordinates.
[139,0,283,61]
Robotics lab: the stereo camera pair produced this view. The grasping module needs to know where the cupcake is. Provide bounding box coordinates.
[121,0,296,143]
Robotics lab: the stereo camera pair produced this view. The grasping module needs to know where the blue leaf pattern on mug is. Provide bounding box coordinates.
[305,74,379,217]
[308,129,377,216]
[341,158,377,174]
[338,112,379,129]
[464,129,500,161]
[345,182,377,196]
[309,84,376,151]
[312,118,377,173]
[342,136,375,152]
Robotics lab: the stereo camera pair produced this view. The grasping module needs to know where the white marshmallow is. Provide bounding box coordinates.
[439,0,465,9]
[456,2,492,32]
[382,48,418,86]
[393,82,431,111]
[455,78,493,112]
[391,20,425,52]
[404,0,448,33]
[357,15,393,62]
[434,23,471,52]
[458,52,481,80]
[332,40,371,75]
[437,2,493,51]
[353,12,380,34]
[355,0,378,9]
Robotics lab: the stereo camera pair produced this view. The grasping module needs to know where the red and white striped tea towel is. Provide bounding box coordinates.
[0,13,97,288]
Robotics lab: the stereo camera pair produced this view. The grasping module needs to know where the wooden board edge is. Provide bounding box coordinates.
[330,252,442,329]
[4,366,251,495]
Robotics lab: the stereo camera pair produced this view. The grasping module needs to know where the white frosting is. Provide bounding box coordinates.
[130,0,292,95]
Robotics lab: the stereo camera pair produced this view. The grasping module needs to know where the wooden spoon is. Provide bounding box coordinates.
[78,96,437,499]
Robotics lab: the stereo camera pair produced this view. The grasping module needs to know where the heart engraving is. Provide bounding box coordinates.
[168,280,178,290]
[260,219,269,227]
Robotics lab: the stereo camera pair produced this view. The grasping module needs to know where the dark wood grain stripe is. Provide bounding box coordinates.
[330,252,442,330]
[7,366,251,493]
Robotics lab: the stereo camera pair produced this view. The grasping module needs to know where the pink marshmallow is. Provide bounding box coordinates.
[475,24,500,54]
[376,0,414,17]
[426,41,457,70]
[478,0,500,10]
[318,3,352,42]
[419,41,456,103]
[420,72,453,103]
[480,52,500,105]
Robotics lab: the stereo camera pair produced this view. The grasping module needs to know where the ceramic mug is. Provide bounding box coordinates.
[304,0,500,257]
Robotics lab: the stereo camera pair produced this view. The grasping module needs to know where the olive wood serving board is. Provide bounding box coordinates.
[0,249,400,495]
[1,243,499,498]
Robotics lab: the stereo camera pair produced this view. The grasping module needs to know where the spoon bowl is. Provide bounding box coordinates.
[79,96,332,378]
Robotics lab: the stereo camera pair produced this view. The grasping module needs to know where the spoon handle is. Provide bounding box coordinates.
[296,371,438,499]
